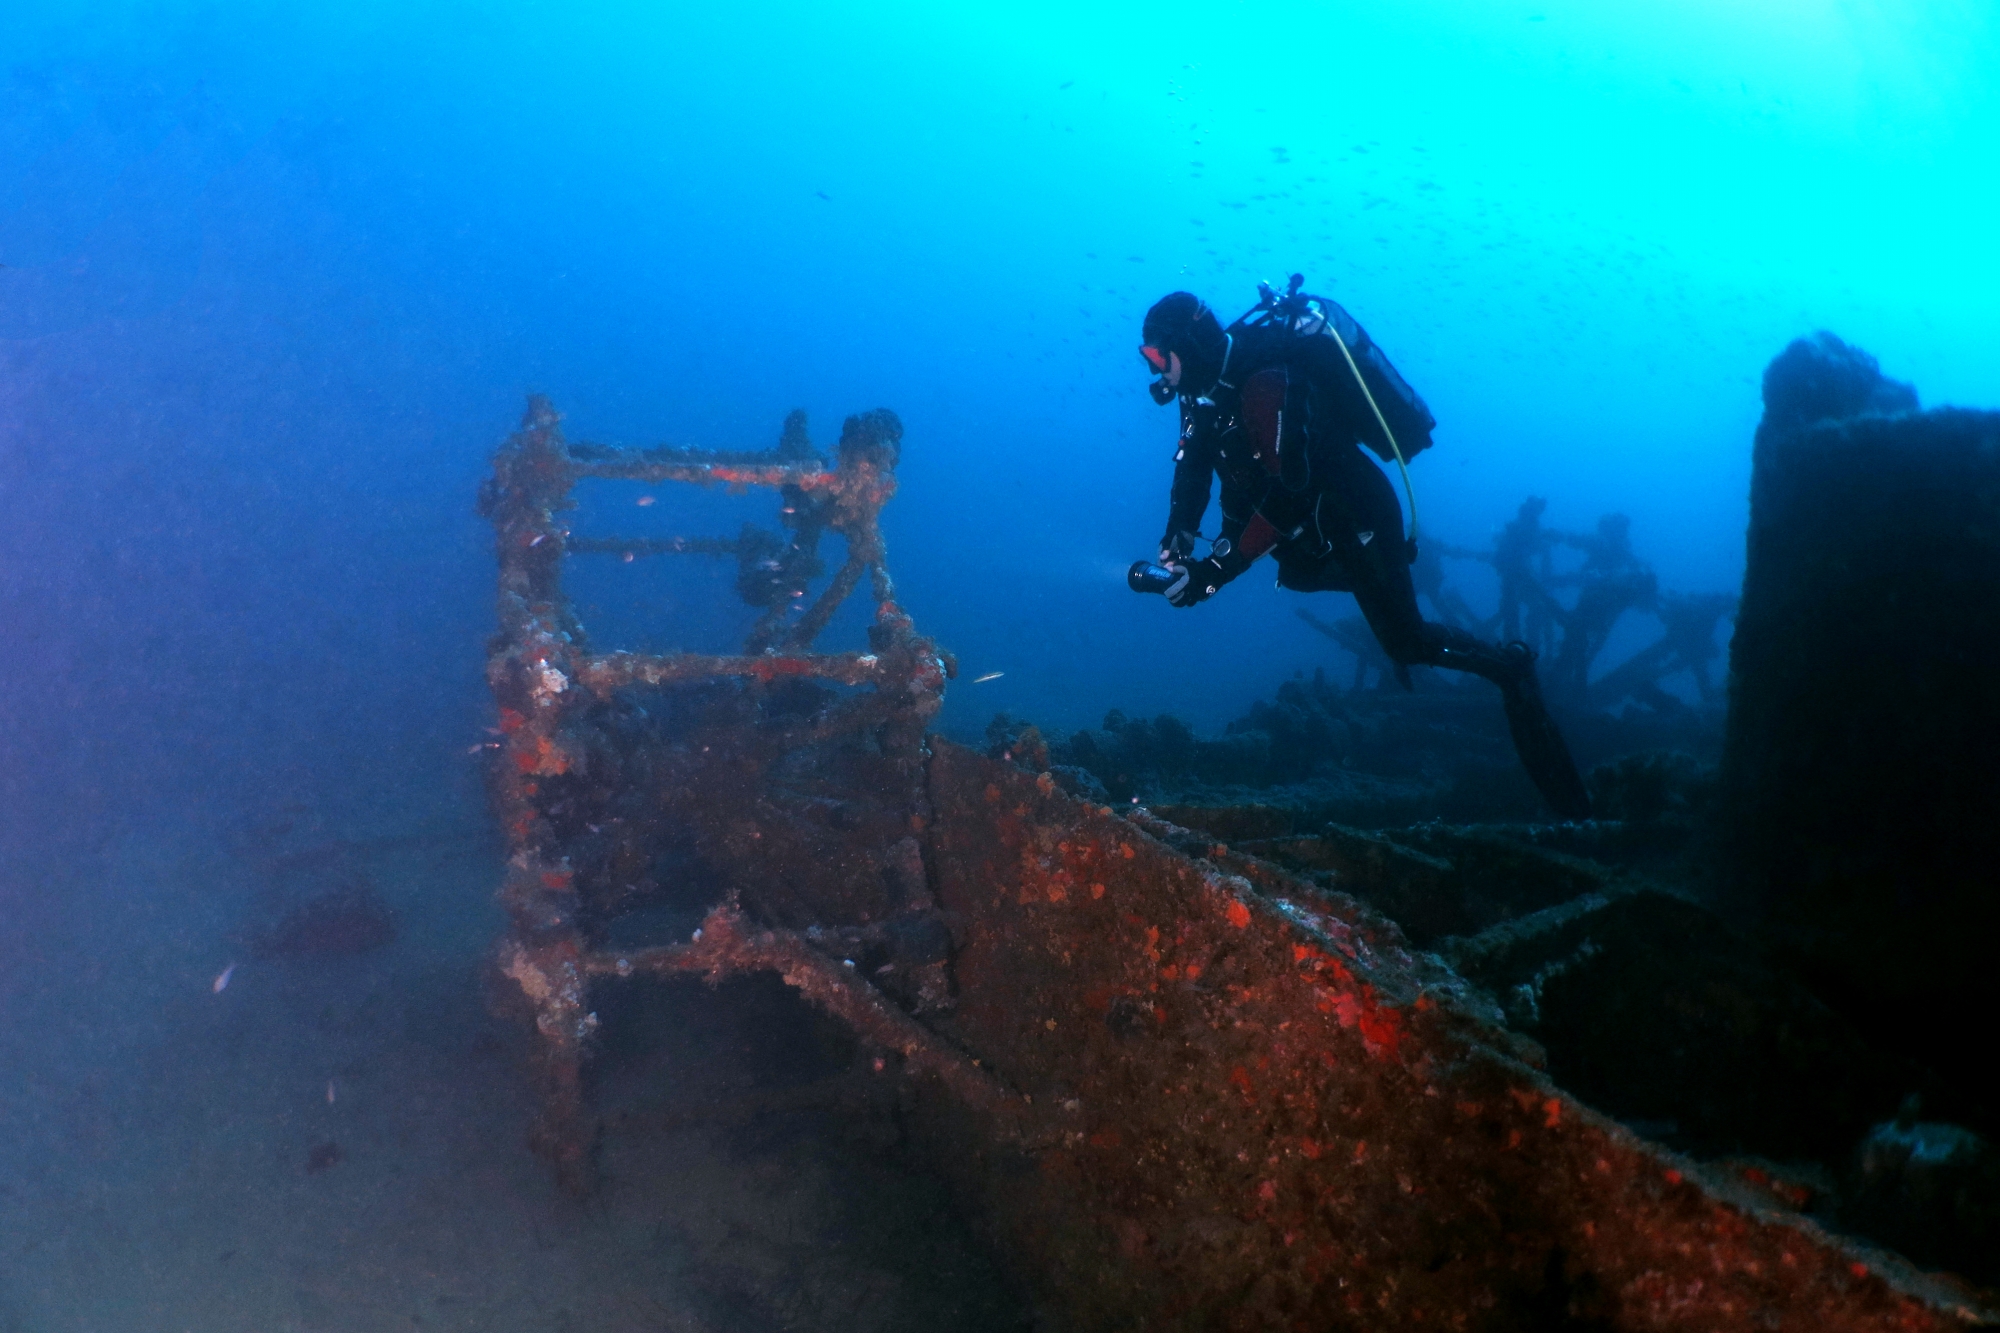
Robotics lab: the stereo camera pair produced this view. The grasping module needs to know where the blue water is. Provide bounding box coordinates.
[2,3,1995,1326]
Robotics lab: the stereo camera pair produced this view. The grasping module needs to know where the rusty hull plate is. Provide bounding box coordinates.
[913,742,1990,1331]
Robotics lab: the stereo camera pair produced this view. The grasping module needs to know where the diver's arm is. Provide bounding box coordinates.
[1164,487,1266,608]
[1162,406,1217,560]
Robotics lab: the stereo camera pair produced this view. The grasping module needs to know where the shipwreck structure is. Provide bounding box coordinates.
[476,397,952,1192]
[480,398,1995,1330]
[1724,334,2000,1119]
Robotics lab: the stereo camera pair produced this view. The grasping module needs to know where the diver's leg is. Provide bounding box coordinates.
[1322,456,1430,664]
[1425,623,1594,821]
[1313,456,1591,818]
[1349,540,1592,820]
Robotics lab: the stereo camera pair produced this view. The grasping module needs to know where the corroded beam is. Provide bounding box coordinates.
[573,648,894,694]
[569,458,835,490]
[563,535,745,557]
[584,902,1020,1122]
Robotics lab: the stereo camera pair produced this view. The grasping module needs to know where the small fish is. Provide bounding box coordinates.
[814,190,831,202]
[971,671,1004,684]
[636,495,656,507]
[326,1080,337,1105]
[212,963,237,994]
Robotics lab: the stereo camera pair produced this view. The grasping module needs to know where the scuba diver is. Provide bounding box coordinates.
[1130,276,1592,820]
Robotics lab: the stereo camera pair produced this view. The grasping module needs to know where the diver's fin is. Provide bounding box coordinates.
[1496,651,1592,820]
[1420,629,1593,819]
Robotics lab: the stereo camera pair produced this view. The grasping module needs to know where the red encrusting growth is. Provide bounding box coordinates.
[913,750,1990,1331]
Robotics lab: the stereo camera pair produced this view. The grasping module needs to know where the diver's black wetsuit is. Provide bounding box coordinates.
[1160,314,1593,820]
[1163,321,1427,643]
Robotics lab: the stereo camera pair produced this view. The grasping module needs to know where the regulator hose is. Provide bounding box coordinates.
[1324,319,1419,547]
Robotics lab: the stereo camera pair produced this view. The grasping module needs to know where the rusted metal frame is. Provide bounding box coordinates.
[569,456,839,492]
[746,483,842,655]
[758,683,935,759]
[575,648,894,693]
[783,485,896,652]
[482,399,598,1194]
[855,501,898,610]
[553,428,935,766]
[640,645,944,796]
[583,902,1022,1121]
[780,519,883,650]
[573,644,939,767]
[744,601,795,657]
[744,590,796,657]
[566,442,903,661]
[484,398,951,1197]
[563,535,746,558]
[780,550,873,651]
[574,647,936,775]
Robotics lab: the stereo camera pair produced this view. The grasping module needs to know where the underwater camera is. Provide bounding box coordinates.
[1127,560,1177,595]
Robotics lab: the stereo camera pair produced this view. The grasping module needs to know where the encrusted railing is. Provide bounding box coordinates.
[476,396,956,1192]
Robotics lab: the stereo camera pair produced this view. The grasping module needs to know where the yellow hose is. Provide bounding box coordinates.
[1324,319,1419,546]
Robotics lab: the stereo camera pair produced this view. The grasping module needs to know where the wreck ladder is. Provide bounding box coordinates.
[476,395,954,1193]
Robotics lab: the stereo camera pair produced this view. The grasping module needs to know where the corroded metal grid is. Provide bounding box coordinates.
[477,396,953,1192]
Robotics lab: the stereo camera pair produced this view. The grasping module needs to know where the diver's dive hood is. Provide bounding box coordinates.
[1147,274,1429,546]
[1141,292,1230,402]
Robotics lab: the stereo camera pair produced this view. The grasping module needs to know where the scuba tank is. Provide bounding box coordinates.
[1229,273,1433,543]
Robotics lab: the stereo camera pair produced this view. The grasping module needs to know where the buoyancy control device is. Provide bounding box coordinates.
[1231,273,1434,541]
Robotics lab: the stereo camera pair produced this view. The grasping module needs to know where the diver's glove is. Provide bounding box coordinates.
[1160,528,1200,564]
[1164,555,1232,608]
